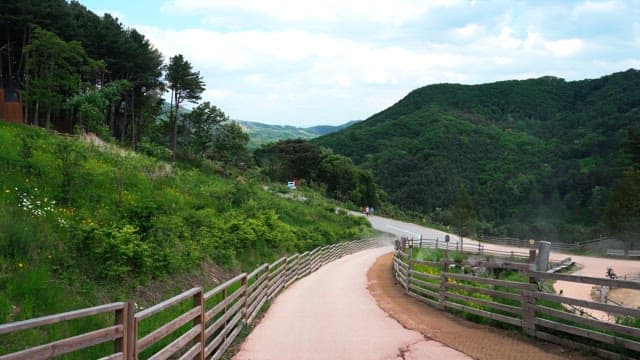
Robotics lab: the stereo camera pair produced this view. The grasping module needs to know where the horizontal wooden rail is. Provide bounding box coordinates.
[393,242,640,357]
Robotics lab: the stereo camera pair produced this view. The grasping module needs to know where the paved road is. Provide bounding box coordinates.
[233,246,470,360]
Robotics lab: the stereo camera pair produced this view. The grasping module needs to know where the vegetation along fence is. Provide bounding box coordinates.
[0,238,382,360]
[393,244,640,359]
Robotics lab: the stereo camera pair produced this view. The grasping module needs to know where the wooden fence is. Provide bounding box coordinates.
[406,237,533,261]
[393,245,640,359]
[0,238,382,360]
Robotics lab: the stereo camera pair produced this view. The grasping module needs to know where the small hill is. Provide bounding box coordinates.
[314,69,640,242]
[239,120,360,149]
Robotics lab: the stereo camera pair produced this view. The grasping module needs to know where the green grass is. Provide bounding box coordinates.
[0,122,373,358]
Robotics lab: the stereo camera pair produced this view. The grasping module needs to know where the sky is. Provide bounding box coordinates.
[79,0,640,127]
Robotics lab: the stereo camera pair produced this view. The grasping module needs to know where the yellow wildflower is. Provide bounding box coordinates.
[18,262,23,268]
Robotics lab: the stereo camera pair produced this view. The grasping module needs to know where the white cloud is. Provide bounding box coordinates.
[544,38,585,57]
[453,24,486,39]
[161,0,460,25]
[119,1,640,125]
[573,0,624,16]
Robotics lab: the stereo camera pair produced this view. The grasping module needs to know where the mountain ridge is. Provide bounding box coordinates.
[313,69,640,242]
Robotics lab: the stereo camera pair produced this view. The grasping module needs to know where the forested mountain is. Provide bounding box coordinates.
[239,120,359,150]
[314,69,640,243]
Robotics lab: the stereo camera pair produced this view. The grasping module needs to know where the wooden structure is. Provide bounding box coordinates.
[0,87,23,124]
[0,238,381,360]
[393,245,640,359]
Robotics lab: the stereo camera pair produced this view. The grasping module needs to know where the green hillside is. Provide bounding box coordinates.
[239,120,360,150]
[314,69,640,242]
[0,122,371,353]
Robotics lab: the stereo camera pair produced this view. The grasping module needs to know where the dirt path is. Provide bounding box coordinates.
[367,252,594,360]
[233,247,471,360]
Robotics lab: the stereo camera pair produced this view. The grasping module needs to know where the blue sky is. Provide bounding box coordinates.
[80,0,640,127]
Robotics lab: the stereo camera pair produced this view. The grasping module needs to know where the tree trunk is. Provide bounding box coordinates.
[109,103,116,137]
[18,28,28,79]
[131,89,136,149]
[34,100,39,127]
[7,27,11,82]
[46,106,51,130]
[23,76,29,124]
[170,89,177,161]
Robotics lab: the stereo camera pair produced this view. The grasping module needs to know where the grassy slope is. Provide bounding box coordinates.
[0,122,372,355]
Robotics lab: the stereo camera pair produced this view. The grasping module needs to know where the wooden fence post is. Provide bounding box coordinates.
[115,301,135,359]
[406,244,413,294]
[439,254,449,310]
[242,275,249,323]
[193,287,205,360]
[265,264,272,299]
[521,272,537,337]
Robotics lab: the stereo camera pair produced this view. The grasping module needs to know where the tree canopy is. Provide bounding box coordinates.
[314,69,640,243]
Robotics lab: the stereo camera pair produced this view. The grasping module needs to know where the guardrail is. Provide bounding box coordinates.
[393,245,640,358]
[0,238,383,360]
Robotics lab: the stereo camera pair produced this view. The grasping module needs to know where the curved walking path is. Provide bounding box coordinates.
[367,252,591,360]
[233,246,470,360]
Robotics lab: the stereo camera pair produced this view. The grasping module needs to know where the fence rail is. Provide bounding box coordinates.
[406,237,534,261]
[0,238,383,360]
[393,244,640,359]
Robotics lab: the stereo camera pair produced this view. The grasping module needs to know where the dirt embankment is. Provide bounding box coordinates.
[367,252,595,360]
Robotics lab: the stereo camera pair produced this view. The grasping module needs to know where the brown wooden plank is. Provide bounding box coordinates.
[204,274,246,300]
[464,260,528,271]
[409,277,440,291]
[146,325,201,360]
[409,284,439,299]
[412,259,441,267]
[204,298,244,339]
[97,353,123,360]
[407,290,440,308]
[536,305,640,339]
[209,321,243,360]
[444,301,522,327]
[445,291,522,315]
[176,342,201,360]
[445,273,530,289]
[136,288,201,321]
[531,272,640,290]
[396,275,407,289]
[205,312,243,358]
[247,295,268,325]
[534,292,640,318]
[205,285,246,323]
[535,318,640,352]
[410,270,440,282]
[0,325,122,360]
[0,302,126,335]
[137,306,200,353]
[247,280,268,307]
[247,264,268,280]
[269,256,287,270]
[445,282,522,302]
